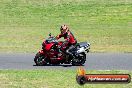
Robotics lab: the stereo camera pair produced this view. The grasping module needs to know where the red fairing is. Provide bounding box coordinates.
[58,41,63,45]
[45,43,54,51]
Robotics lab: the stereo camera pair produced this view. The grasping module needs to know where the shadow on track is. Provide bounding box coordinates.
[33,64,84,67]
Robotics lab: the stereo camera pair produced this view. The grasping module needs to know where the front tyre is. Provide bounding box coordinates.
[72,53,86,66]
[34,53,47,66]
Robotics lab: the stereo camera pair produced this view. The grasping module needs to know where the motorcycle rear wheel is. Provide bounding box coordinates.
[34,53,47,66]
[72,53,86,66]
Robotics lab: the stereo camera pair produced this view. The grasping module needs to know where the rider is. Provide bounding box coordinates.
[56,24,77,57]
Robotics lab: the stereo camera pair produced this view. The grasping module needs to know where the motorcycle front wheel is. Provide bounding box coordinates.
[34,53,47,66]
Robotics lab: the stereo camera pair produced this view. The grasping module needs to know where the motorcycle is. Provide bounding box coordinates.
[34,33,90,66]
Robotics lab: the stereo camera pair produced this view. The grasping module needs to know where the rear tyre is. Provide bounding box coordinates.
[34,53,47,66]
[72,53,86,66]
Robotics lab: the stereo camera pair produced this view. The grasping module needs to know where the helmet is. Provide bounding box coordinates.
[60,25,69,35]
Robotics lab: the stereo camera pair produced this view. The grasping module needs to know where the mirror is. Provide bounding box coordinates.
[49,33,51,37]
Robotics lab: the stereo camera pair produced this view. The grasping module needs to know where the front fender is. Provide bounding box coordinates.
[38,50,45,54]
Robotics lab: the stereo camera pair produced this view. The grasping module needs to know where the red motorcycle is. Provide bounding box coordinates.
[34,33,90,66]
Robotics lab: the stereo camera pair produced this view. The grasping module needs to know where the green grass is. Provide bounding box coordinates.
[0,0,132,53]
[0,69,132,88]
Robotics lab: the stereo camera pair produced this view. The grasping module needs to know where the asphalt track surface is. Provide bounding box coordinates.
[0,53,132,70]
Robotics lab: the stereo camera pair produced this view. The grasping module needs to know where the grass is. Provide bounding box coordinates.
[0,0,132,53]
[0,69,132,88]
[0,1,131,88]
